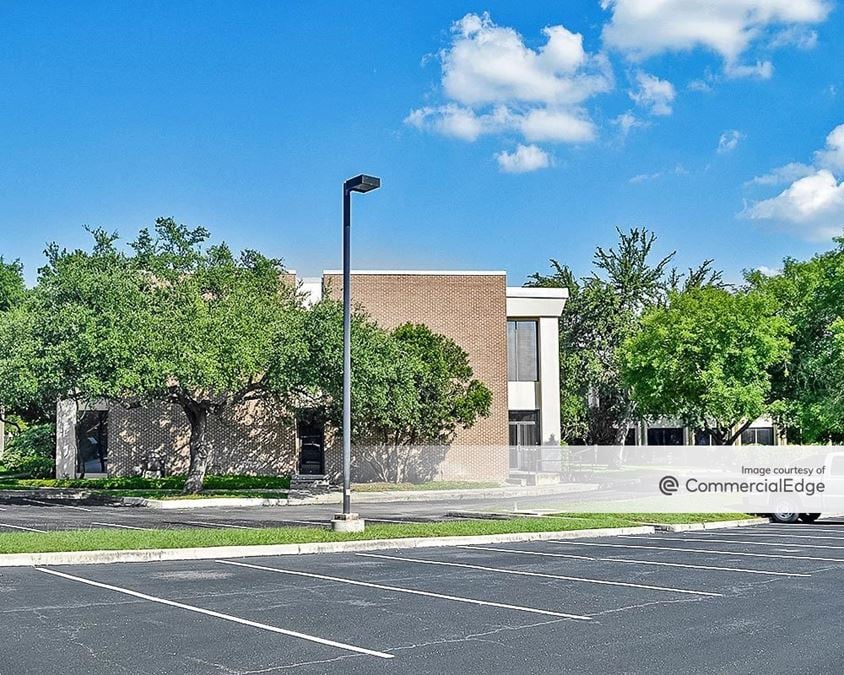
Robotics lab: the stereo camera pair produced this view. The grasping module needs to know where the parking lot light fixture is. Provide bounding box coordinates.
[332,174,381,534]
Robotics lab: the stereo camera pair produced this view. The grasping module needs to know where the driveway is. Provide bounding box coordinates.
[1,519,843,673]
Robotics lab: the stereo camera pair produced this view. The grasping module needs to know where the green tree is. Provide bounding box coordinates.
[296,302,492,482]
[621,287,792,444]
[528,228,722,444]
[747,240,844,441]
[23,219,307,492]
[0,257,25,312]
[0,258,40,429]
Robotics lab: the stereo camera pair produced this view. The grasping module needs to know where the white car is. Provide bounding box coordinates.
[769,451,844,523]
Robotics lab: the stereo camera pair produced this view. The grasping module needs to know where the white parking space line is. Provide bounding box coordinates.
[460,545,810,577]
[754,527,844,535]
[36,567,394,659]
[217,559,592,620]
[644,536,844,550]
[355,552,722,597]
[682,531,844,542]
[91,521,152,531]
[0,522,47,533]
[549,541,844,563]
[22,498,91,512]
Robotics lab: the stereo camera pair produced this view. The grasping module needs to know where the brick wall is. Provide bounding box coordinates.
[108,400,297,477]
[323,272,509,480]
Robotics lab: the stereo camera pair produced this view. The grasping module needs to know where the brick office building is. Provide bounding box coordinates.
[55,271,568,482]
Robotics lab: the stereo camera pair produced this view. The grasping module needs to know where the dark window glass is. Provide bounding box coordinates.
[694,430,714,446]
[507,320,538,381]
[509,411,539,446]
[741,427,775,445]
[647,428,684,445]
[76,411,109,475]
[625,428,637,445]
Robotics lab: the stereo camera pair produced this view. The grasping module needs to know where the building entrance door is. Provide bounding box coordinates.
[76,410,108,477]
[297,417,325,475]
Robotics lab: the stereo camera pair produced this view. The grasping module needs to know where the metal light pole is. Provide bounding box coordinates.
[332,174,380,533]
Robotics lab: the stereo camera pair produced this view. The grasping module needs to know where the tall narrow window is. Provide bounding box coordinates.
[507,320,538,381]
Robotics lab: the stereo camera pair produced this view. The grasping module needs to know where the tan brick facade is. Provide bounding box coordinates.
[108,401,297,477]
[324,272,509,480]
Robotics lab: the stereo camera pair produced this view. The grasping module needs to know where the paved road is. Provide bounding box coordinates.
[0,495,576,532]
[1,520,843,673]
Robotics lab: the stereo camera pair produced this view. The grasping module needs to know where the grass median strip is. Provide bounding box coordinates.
[0,513,751,555]
[0,516,634,554]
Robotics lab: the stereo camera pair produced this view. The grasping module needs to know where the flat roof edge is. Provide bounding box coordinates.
[507,286,570,299]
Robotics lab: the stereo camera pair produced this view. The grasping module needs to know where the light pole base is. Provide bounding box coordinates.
[331,513,365,533]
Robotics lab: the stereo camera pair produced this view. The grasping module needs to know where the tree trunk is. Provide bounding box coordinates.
[183,404,211,494]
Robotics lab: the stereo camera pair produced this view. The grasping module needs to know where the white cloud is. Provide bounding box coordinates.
[687,79,713,92]
[717,129,743,153]
[519,109,596,143]
[613,111,647,136]
[746,162,815,185]
[629,71,676,115]
[406,12,613,161]
[814,124,844,171]
[745,124,844,240]
[724,60,774,79]
[754,265,782,276]
[629,163,688,183]
[441,13,612,106]
[495,144,552,173]
[769,26,819,49]
[745,169,844,240]
[602,0,830,77]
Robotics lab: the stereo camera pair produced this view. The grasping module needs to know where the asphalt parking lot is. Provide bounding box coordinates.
[0,496,559,532]
[1,519,843,674]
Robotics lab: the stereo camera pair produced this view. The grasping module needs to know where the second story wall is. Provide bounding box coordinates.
[323,271,509,448]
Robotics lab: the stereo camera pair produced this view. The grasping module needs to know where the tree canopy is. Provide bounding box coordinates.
[294,302,492,482]
[747,240,844,442]
[1,220,493,488]
[621,286,792,444]
[528,227,724,444]
[7,219,306,491]
[0,257,25,312]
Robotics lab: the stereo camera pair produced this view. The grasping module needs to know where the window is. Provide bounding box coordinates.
[741,427,775,445]
[507,320,538,382]
[509,411,539,469]
[647,427,684,445]
[694,430,714,446]
[509,411,539,446]
[625,428,637,445]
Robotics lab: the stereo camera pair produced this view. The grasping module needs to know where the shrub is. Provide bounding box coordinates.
[1,423,55,478]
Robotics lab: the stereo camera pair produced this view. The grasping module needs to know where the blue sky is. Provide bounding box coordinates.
[1,1,843,285]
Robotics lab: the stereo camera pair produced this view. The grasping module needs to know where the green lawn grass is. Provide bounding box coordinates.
[0,512,753,555]
[0,474,291,491]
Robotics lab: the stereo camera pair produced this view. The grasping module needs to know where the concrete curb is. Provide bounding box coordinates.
[126,482,599,509]
[650,517,769,533]
[0,525,655,568]
[124,497,289,509]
